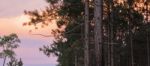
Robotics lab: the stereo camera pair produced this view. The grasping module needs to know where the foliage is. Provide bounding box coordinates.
[24,0,150,66]
[0,33,20,58]
[0,33,21,66]
[7,58,23,66]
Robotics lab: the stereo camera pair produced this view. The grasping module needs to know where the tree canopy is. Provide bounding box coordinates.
[0,33,23,66]
[24,0,150,66]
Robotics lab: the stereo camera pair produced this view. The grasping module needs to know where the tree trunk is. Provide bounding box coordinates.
[75,54,78,66]
[110,20,114,66]
[147,29,150,66]
[128,5,134,66]
[94,0,103,66]
[146,2,150,66]
[130,27,134,66]
[110,0,114,66]
[107,1,111,66]
[84,0,89,66]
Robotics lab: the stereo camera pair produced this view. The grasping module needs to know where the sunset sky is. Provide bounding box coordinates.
[0,0,57,66]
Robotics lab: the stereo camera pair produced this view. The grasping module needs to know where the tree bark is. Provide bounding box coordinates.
[84,0,89,66]
[110,0,114,66]
[107,1,111,66]
[128,5,134,66]
[94,0,103,66]
[130,27,134,66]
[147,29,150,66]
[146,2,150,66]
[75,54,78,66]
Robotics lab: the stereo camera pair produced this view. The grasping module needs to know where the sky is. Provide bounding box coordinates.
[0,0,58,66]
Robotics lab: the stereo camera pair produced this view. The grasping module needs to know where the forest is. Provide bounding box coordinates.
[0,0,150,66]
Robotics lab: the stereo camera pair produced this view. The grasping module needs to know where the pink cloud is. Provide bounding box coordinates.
[0,0,48,18]
[0,15,57,38]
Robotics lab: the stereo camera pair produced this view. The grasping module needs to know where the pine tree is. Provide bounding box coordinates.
[94,0,103,66]
[84,0,89,66]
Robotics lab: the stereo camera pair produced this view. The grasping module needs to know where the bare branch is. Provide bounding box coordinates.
[30,33,54,37]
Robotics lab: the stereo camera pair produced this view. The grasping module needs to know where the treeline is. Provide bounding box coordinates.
[0,33,23,66]
[24,0,150,66]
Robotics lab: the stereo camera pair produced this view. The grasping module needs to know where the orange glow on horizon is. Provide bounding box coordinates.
[0,15,58,38]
